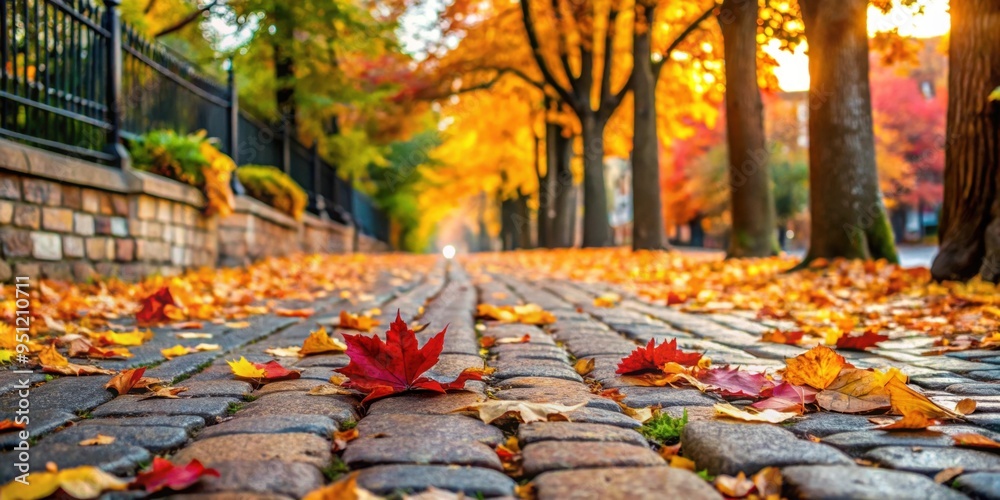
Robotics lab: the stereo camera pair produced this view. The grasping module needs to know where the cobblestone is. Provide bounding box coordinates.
[522,441,664,476]
[172,433,332,468]
[782,465,968,500]
[533,466,723,500]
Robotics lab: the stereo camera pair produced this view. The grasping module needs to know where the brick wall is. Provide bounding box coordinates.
[0,139,380,283]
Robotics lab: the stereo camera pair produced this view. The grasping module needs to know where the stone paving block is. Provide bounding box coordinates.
[292,355,350,368]
[614,387,721,408]
[785,413,877,438]
[0,409,76,450]
[781,465,967,500]
[519,422,648,447]
[90,395,239,421]
[681,421,853,476]
[198,415,338,439]
[954,472,1000,499]
[823,426,1000,455]
[181,380,254,398]
[172,433,331,468]
[185,459,324,498]
[367,391,486,415]
[356,464,516,497]
[565,407,642,429]
[912,357,996,373]
[968,414,1000,432]
[493,387,620,412]
[533,465,723,500]
[491,364,584,382]
[522,441,663,477]
[79,415,205,434]
[865,446,1000,475]
[343,436,502,470]
[0,372,46,398]
[44,423,189,453]
[947,383,1000,396]
[0,374,114,414]
[357,414,504,446]
[492,344,571,362]
[910,374,977,390]
[0,442,150,484]
[236,391,358,424]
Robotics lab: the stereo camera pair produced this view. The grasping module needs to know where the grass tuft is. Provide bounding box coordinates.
[640,408,688,445]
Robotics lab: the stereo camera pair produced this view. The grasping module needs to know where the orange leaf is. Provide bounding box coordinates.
[332,428,359,451]
[884,377,961,419]
[783,346,848,390]
[761,329,804,345]
[39,343,68,367]
[338,311,380,332]
[836,330,889,351]
[105,368,147,395]
[276,307,315,318]
[300,326,347,356]
[137,286,180,326]
[952,433,1000,449]
[876,411,939,431]
[0,419,26,433]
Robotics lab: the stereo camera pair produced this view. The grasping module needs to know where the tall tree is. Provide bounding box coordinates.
[797,0,898,265]
[932,0,1000,282]
[631,2,715,250]
[520,0,631,247]
[717,0,777,257]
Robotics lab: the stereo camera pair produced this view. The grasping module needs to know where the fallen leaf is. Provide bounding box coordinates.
[952,433,1000,449]
[494,334,531,344]
[144,386,187,399]
[0,465,129,499]
[137,286,181,325]
[89,329,153,347]
[79,434,116,446]
[172,321,205,330]
[455,400,586,424]
[39,343,68,367]
[265,346,302,357]
[67,338,132,359]
[574,358,595,376]
[815,368,893,413]
[669,455,697,471]
[43,363,116,376]
[300,326,348,356]
[176,332,213,339]
[105,368,147,395]
[476,304,556,325]
[955,398,977,416]
[225,321,251,329]
[751,382,817,413]
[332,428,359,451]
[783,346,848,390]
[876,411,940,431]
[934,467,964,484]
[227,356,266,379]
[161,345,193,360]
[131,457,220,493]
[335,311,485,403]
[276,307,315,318]
[884,377,961,419]
[593,293,621,307]
[309,384,356,396]
[761,329,805,345]
[836,330,889,351]
[0,419,27,433]
[616,338,703,375]
[698,366,774,398]
[302,473,380,500]
[715,472,754,498]
[714,403,798,423]
[338,311,380,332]
[753,467,782,498]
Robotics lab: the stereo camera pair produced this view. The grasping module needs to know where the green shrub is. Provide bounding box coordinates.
[128,130,236,216]
[236,165,308,221]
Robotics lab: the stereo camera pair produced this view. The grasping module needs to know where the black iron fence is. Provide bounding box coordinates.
[0,0,389,243]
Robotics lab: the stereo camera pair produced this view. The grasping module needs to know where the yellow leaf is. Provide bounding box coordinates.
[38,343,68,367]
[454,400,586,424]
[225,321,251,329]
[669,455,697,471]
[338,311,380,332]
[0,465,128,499]
[715,472,754,498]
[79,434,116,446]
[884,377,961,419]
[0,323,17,350]
[783,346,847,389]
[300,326,347,356]
[815,369,892,413]
[227,356,265,379]
[0,349,14,364]
[161,345,192,360]
[876,411,939,431]
[593,293,621,307]
[303,473,380,500]
[176,333,213,339]
[265,346,302,357]
[955,398,977,416]
[193,343,220,352]
[91,330,153,347]
[714,403,797,423]
[574,358,595,376]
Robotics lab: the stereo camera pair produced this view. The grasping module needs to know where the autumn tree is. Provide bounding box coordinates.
[796,0,898,265]
[715,0,777,257]
[932,0,1000,282]
[520,0,632,247]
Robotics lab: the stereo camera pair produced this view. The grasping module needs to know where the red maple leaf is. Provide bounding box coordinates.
[750,382,817,412]
[836,330,889,351]
[131,458,219,493]
[137,286,178,325]
[616,338,703,375]
[335,311,485,403]
[697,366,774,398]
[257,360,301,381]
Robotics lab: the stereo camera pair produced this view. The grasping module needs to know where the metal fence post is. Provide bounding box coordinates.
[227,61,245,195]
[102,0,127,166]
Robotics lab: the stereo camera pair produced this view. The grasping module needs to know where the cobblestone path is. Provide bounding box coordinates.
[3,258,1000,499]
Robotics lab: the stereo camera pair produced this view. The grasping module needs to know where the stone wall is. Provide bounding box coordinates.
[0,139,382,282]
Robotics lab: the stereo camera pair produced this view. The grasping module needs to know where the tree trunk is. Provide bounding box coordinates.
[551,132,577,248]
[932,0,1000,282]
[719,0,778,258]
[501,196,515,251]
[798,0,898,264]
[581,113,612,247]
[515,191,532,249]
[538,120,558,248]
[631,3,669,251]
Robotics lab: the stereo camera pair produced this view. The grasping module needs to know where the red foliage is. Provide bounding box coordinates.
[131,458,220,493]
[698,366,774,398]
[136,286,177,326]
[750,382,817,412]
[836,330,889,351]
[616,338,703,375]
[336,311,484,403]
